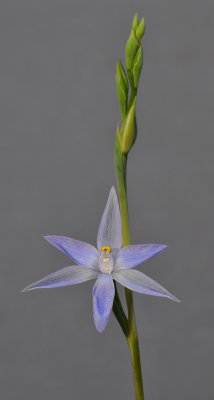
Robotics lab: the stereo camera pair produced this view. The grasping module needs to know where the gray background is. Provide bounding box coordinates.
[1,0,213,399]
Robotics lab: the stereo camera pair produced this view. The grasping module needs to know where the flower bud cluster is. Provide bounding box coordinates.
[115,14,144,155]
[125,14,145,88]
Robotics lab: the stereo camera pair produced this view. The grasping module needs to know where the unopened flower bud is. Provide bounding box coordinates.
[133,46,143,88]
[125,29,139,70]
[120,98,136,154]
[125,15,145,74]
[116,60,129,118]
[136,18,145,42]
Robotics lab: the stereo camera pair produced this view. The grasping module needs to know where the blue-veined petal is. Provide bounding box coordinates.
[93,273,115,332]
[114,244,168,271]
[97,187,122,251]
[44,236,99,270]
[22,266,99,292]
[113,269,180,302]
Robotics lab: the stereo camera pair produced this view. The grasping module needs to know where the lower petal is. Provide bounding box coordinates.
[113,269,180,302]
[22,266,99,292]
[93,273,115,332]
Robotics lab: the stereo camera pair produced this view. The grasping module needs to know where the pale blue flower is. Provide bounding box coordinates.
[22,187,179,332]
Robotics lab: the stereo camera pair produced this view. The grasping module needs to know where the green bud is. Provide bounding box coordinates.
[133,46,143,88]
[125,29,139,70]
[120,98,136,154]
[132,14,139,31]
[136,18,145,42]
[116,60,129,118]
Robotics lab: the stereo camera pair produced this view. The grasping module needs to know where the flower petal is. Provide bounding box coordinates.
[22,266,99,292]
[97,187,122,251]
[93,273,115,332]
[113,269,180,302]
[44,236,99,270]
[114,244,168,270]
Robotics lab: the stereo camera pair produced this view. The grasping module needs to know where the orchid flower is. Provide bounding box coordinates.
[22,187,179,332]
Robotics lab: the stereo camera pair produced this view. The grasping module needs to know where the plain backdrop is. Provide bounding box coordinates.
[1,0,213,399]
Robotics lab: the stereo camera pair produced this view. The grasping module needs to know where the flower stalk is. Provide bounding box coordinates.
[114,13,145,400]
[115,145,144,400]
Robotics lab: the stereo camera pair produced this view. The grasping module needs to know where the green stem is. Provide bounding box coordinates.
[125,289,144,400]
[115,141,144,400]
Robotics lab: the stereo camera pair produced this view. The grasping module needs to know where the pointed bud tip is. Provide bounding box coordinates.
[136,18,145,41]
[132,13,139,31]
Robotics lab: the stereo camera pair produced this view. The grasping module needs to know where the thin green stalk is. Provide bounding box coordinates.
[114,13,145,398]
[125,288,144,400]
[115,142,144,400]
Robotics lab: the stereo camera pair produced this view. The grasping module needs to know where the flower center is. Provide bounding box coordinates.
[99,246,113,274]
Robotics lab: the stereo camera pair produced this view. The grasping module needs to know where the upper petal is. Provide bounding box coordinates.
[44,236,99,270]
[22,266,99,292]
[97,187,122,251]
[113,269,180,302]
[114,244,168,270]
[93,273,115,332]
